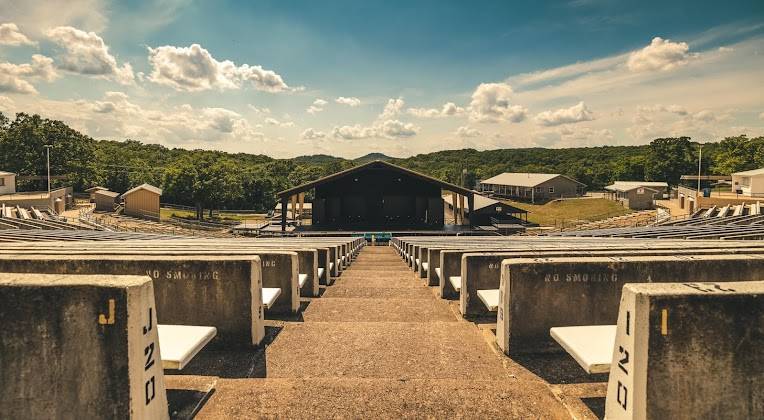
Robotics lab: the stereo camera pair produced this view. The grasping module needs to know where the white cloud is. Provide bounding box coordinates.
[247,104,271,114]
[301,128,326,139]
[408,102,465,118]
[332,119,419,140]
[46,26,134,84]
[332,124,377,140]
[380,97,405,119]
[0,54,58,94]
[469,83,527,123]
[0,23,36,46]
[307,98,328,114]
[638,104,688,116]
[147,43,293,92]
[627,37,693,72]
[535,101,595,126]
[0,0,108,36]
[692,109,717,123]
[456,126,481,138]
[336,96,361,107]
[378,119,419,138]
[265,117,295,128]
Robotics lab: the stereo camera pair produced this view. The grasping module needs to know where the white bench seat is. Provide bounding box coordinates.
[157,324,217,370]
[422,262,428,272]
[298,273,308,289]
[415,258,420,267]
[550,325,616,374]
[477,289,500,312]
[329,262,334,271]
[449,276,461,292]
[435,267,441,280]
[262,287,282,309]
[318,268,325,280]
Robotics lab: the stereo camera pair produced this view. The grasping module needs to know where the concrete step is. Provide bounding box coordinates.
[322,286,434,299]
[265,322,509,379]
[195,378,570,419]
[302,298,457,323]
[334,277,419,288]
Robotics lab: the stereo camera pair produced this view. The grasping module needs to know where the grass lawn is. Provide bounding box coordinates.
[501,198,632,227]
[160,207,267,222]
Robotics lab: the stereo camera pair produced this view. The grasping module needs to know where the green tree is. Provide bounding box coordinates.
[644,137,697,187]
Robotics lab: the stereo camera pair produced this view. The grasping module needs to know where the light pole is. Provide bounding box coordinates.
[43,145,52,194]
[695,143,703,206]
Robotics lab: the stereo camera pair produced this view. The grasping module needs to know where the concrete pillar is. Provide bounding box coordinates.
[280,196,288,231]
[451,192,459,224]
[459,194,466,226]
[298,193,305,220]
[467,194,474,228]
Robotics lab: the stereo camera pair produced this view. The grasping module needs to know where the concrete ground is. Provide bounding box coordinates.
[166,246,605,419]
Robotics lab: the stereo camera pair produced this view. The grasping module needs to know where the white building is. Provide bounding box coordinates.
[731,168,764,197]
[0,171,16,195]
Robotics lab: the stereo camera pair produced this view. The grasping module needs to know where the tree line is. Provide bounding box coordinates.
[1,112,762,218]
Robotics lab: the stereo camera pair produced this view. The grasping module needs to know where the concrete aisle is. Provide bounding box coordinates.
[188,246,570,418]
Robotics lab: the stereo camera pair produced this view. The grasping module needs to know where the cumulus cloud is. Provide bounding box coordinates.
[380,97,405,119]
[0,54,58,94]
[638,104,688,116]
[0,23,36,46]
[627,37,693,72]
[307,98,328,114]
[247,104,271,114]
[46,26,134,84]
[336,96,361,107]
[469,83,527,123]
[265,117,294,128]
[408,102,465,118]
[301,128,326,139]
[456,126,481,138]
[147,43,294,92]
[332,119,419,140]
[535,101,595,126]
[0,1,108,36]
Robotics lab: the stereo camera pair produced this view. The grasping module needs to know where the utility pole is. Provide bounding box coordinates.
[43,145,52,194]
[696,144,703,202]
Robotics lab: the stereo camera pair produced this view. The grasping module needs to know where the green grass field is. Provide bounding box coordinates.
[501,198,632,227]
[160,208,267,222]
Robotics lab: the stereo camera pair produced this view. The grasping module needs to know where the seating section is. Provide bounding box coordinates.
[392,235,763,417]
[0,232,363,417]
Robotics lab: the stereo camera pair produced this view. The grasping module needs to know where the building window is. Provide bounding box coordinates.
[535,186,541,193]
[548,187,554,193]
[0,178,4,186]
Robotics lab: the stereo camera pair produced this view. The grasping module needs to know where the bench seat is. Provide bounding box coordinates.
[157,324,217,370]
[422,262,428,272]
[298,273,308,288]
[449,276,462,292]
[318,268,325,281]
[435,267,441,280]
[476,289,499,312]
[262,287,282,309]
[549,325,616,374]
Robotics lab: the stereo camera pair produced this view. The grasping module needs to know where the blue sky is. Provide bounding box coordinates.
[1,0,763,158]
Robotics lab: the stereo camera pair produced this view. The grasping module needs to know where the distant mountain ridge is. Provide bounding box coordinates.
[354,153,393,163]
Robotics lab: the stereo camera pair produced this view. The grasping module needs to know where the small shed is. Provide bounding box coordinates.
[85,186,109,202]
[0,171,16,195]
[443,194,528,225]
[605,185,659,210]
[731,168,764,196]
[94,190,120,212]
[121,183,162,220]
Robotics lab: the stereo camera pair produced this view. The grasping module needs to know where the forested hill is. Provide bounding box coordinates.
[1,112,763,213]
